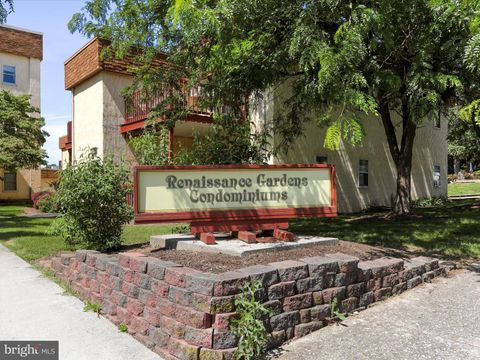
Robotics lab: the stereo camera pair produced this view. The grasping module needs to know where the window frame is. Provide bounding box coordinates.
[433,110,441,129]
[315,155,328,164]
[433,165,441,188]
[3,171,17,192]
[2,65,16,85]
[358,159,369,188]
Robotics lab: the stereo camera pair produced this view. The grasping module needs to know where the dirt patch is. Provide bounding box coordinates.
[127,240,414,273]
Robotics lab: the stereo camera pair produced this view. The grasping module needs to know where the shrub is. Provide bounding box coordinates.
[32,191,52,209]
[174,115,271,165]
[37,193,60,213]
[50,149,133,252]
[231,281,272,360]
[412,196,447,208]
[447,174,457,183]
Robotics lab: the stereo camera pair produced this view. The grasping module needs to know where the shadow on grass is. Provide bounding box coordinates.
[290,200,480,259]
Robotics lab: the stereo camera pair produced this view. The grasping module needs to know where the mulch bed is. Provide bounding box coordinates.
[128,240,414,273]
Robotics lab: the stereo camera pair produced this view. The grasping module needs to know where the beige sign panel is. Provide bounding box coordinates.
[138,167,332,213]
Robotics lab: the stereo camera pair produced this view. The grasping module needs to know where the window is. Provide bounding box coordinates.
[3,172,17,191]
[2,65,16,85]
[433,111,441,128]
[359,160,369,187]
[316,155,328,164]
[433,165,441,188]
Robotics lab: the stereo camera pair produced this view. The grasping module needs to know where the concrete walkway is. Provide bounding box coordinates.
[0,244,162,360]
[268,269,480,360]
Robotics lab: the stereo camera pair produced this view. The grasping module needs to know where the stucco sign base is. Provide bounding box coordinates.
[150,234,339,256]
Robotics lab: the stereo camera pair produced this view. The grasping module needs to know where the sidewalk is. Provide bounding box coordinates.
[0,244,162,360]
[268,269,480,360]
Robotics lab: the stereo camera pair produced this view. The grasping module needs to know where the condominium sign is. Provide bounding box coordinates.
[133,164,337,224]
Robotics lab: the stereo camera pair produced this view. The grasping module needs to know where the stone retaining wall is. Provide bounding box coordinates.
[48,251,448,360]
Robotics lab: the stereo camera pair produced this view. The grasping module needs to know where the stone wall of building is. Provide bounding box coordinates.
[48,251,448,360]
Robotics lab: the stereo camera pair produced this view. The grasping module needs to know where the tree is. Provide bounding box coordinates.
[0,0,12,23]
[0,90,47,171]
[69,0,480,215]
[448,113,480,173]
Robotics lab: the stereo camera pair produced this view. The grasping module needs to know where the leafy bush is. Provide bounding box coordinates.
[37,193,60,213]
[128,126,170,165]
[174,115,271,165]
[32,191,53,209]
[50,150,133,252]
[231,281,272,360]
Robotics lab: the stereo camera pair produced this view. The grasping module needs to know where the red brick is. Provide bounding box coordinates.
[237,231,257,243]
[143,307,161,326]
[321,287,346,303]
[213,312,237,330]
[294,321,323,337]
[150,278,169,297]
[129,316,150,335]
[159,315,187,338]
[273,228,296,242]
[168,338,200,360]
[158,300,211,328]
[138,289,157,308]
[165,267,200,288]
[185,327,213,348]
[199,232,216,245]
[118,252,146,268]
[126,298,144,316]
[268,281,296,300]
[149,327,169,348]
[282,293,312,312]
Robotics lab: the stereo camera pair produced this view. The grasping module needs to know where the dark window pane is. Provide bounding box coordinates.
[3,172,17,191]
[316,155,328,164]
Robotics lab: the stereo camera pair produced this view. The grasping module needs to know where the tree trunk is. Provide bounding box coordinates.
[378,96,417,216]
[453,157,460,175]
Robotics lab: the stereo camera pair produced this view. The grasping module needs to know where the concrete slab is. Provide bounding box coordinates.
[150,234,339,256]
[0,244,162,360]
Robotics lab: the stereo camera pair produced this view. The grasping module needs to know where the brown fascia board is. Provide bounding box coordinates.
[64,37,168,90]
[0,24,43,60]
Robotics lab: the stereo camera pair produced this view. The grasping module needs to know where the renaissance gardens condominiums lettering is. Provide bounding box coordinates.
[165,173,309,205]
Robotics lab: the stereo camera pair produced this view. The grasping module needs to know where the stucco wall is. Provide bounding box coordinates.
[0,52,41,107]
[72,73,104,160]
[0,168,41,201]
[252,86,448,213]
[101,72,136,164]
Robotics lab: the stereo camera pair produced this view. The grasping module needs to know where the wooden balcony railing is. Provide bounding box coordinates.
[124,83,214,124]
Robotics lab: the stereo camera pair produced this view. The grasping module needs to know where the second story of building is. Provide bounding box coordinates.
[0,24,43,108]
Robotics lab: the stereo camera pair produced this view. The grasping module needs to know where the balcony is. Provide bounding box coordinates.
[59,121,72,150]
[120,83,215,133]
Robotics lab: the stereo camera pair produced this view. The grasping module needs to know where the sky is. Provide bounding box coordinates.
[5,0,91,165]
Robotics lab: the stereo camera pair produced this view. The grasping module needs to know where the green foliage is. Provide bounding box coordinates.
[412,197,447,209]
[68,0,480,214]
[37,193,60,214]
[118,323,128,333]
[50,149,133,252]
[327,298,347,323]
[128,124,170,166]
[174,115,270,165]
[231,281,272,360]
[83,301,102,317]
[0,0,13,23]
[0,90,47,171]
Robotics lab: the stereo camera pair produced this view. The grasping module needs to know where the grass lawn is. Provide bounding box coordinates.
[1,200,479,262]
[291,199,480,259]
[448,182,480,197]
[0,204,174,262]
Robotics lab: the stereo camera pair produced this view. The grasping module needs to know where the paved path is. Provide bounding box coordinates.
[268,269,480,360]
[0,244,162,360]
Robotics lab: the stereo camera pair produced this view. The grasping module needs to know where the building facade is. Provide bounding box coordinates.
[0,24,45,201]
[60,38,448,213]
